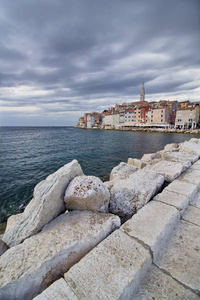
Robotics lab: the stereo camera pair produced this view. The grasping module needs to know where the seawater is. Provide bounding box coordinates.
[0,126,199,223]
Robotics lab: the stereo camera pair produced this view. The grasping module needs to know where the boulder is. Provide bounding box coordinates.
[161,151,198,165]
[110,162,138,180]
[141,152,161,162]
[109,170,164,221]
[179,140,200,156]
[163,143,179,152]
[0,210,120,300]
[127,158,147,169]
[4,213,22,233]
[64,175,110,213]
[0,239,9,256]
[144,160,189,182]
[3,160,83,247]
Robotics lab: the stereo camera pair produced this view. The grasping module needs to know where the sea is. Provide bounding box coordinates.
[1,126,200,224]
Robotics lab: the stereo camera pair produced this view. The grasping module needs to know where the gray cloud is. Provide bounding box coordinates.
[0,0,200,125]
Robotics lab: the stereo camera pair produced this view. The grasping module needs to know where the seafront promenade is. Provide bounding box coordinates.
[0,138,200,299]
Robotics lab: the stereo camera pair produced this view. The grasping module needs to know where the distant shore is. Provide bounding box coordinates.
[75,126,200,134]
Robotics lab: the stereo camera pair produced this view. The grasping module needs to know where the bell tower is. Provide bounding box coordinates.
[140,82,145,102]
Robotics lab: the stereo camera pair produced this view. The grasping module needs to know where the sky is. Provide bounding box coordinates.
[0,0,200,126]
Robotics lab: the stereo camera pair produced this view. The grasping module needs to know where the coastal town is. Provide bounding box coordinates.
[77,83,200,131]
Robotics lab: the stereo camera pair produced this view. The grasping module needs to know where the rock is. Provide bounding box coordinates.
[0,239,9,256]
[179,140,200,156]
[0,210,120,300]
[127,158,147,169]
[63,229,152,300]
[110,162,138,180]
[64,175,110,213]
[144,160,188,182]
[3,160,83,247]
[109,170,164,221]
[161,151,198,165]
[163,143,179,152]
[141,152,161,162]
[4,213,22,234]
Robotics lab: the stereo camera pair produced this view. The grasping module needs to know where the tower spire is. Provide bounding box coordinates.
[140,82,145,102]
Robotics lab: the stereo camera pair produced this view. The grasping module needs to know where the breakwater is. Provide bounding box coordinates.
[0,138,200,299]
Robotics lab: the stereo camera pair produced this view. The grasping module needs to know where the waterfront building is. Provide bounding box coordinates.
[146,106,170,126]
[179,100,190,109]
[175,104,200,129]
[86,114,95,128]
[124,109,135,126]
[102,114,113,128]
[112,113,120,127]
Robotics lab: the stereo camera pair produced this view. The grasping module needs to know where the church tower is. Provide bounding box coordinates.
[140,82,145,102]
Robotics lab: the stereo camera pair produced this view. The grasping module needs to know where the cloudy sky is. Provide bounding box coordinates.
[0,0,199,126]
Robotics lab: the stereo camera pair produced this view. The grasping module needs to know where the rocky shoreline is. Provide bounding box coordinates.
[0,138,200,299]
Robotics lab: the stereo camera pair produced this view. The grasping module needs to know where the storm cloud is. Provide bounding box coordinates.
[0,0,200,125]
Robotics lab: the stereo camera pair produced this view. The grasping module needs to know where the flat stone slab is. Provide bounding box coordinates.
[190,191,200,209]
[110,162,138,180]
[121,201,180,260]
[127,158,147,169]
[190,160,200,171]
[179,141,200,156]
[161,151,198,165]
[134,265,199,300]
[177,168,200,187]
[64,229,152,300]
[0,211,120,300]
[182,205,200,227]
[154,189,191,214]
[33,278,79,300]
[155,220,200,293]
[144,160,188,182]
[165,180,198,198]
[3,160,83,247]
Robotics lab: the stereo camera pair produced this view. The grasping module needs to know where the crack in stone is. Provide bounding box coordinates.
[189,204,200,210]
[154,199,181,211]
[153,262,200,297]
[181,218,200,228]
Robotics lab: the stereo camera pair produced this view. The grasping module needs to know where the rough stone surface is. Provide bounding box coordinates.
[141,152,161,162]
[163,143,179,152]
[177,168,200,187]
[110,162,138,180]
[134,265,199,300]
[64,229,152,300]
[64,175,110,213]
[109,170,164,220]
[144,159,188,182]
[190,160,200,171]
[179,140,200,156]
[3,160,83,247]
[154,190,191,214]
[155,220,200,293]
[182,205,200,227]
[33,278,79,300]
[127,158,147,169]
[0,210,120,300]
[165,179,198,198]
[4,213,22,233]
[190,191,200,209]
[122,201,180,260]
[0,239,9,256]
[161,151,198,165]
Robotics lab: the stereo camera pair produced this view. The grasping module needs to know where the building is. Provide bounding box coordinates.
[140,82,145,102]
[146,106,170,126]
[175,104,200,129]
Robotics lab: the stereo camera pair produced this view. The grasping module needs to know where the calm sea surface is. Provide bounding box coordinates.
[0,126,199,223]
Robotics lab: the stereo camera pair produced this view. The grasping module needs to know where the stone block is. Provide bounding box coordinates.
[141,152,161,162]
[165,180,198,199]
[161,151,198,165]
[110,162,138,180]
[144,160,188,182]
[0,239,9,256]
[64,175,110,213]
[182,205,200,227]
[64,229,152,300]
[33,278,79,300]
[156,220,200,293]
[127,158,147,169]
[109,170,164,220]
[154,190,191,214]
[163,143,179,152]
[0,211,120,300]
[3,160,83,247]
[134,265,199,300]
[190,160,200,171]
[179,141,200,156]
[190,191,200,209]
[177,168,200,187]
[122,201,180,260]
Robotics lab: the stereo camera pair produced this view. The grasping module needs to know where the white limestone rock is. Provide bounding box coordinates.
[161,151,198,166]
[141,152,161,162]
[163,143,179,152]
[109,169,165,220]
[0,239,9,256]
[64,175,110,213]
[0,210,120,300]
[144,159,188,182]
[3,160,83,247]
[179,140,200,156]
[127,158,147,169]
[110,162,138,180]
[4,213,22,234]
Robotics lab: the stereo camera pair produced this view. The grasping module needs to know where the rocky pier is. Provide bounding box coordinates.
[0,139,200,299]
